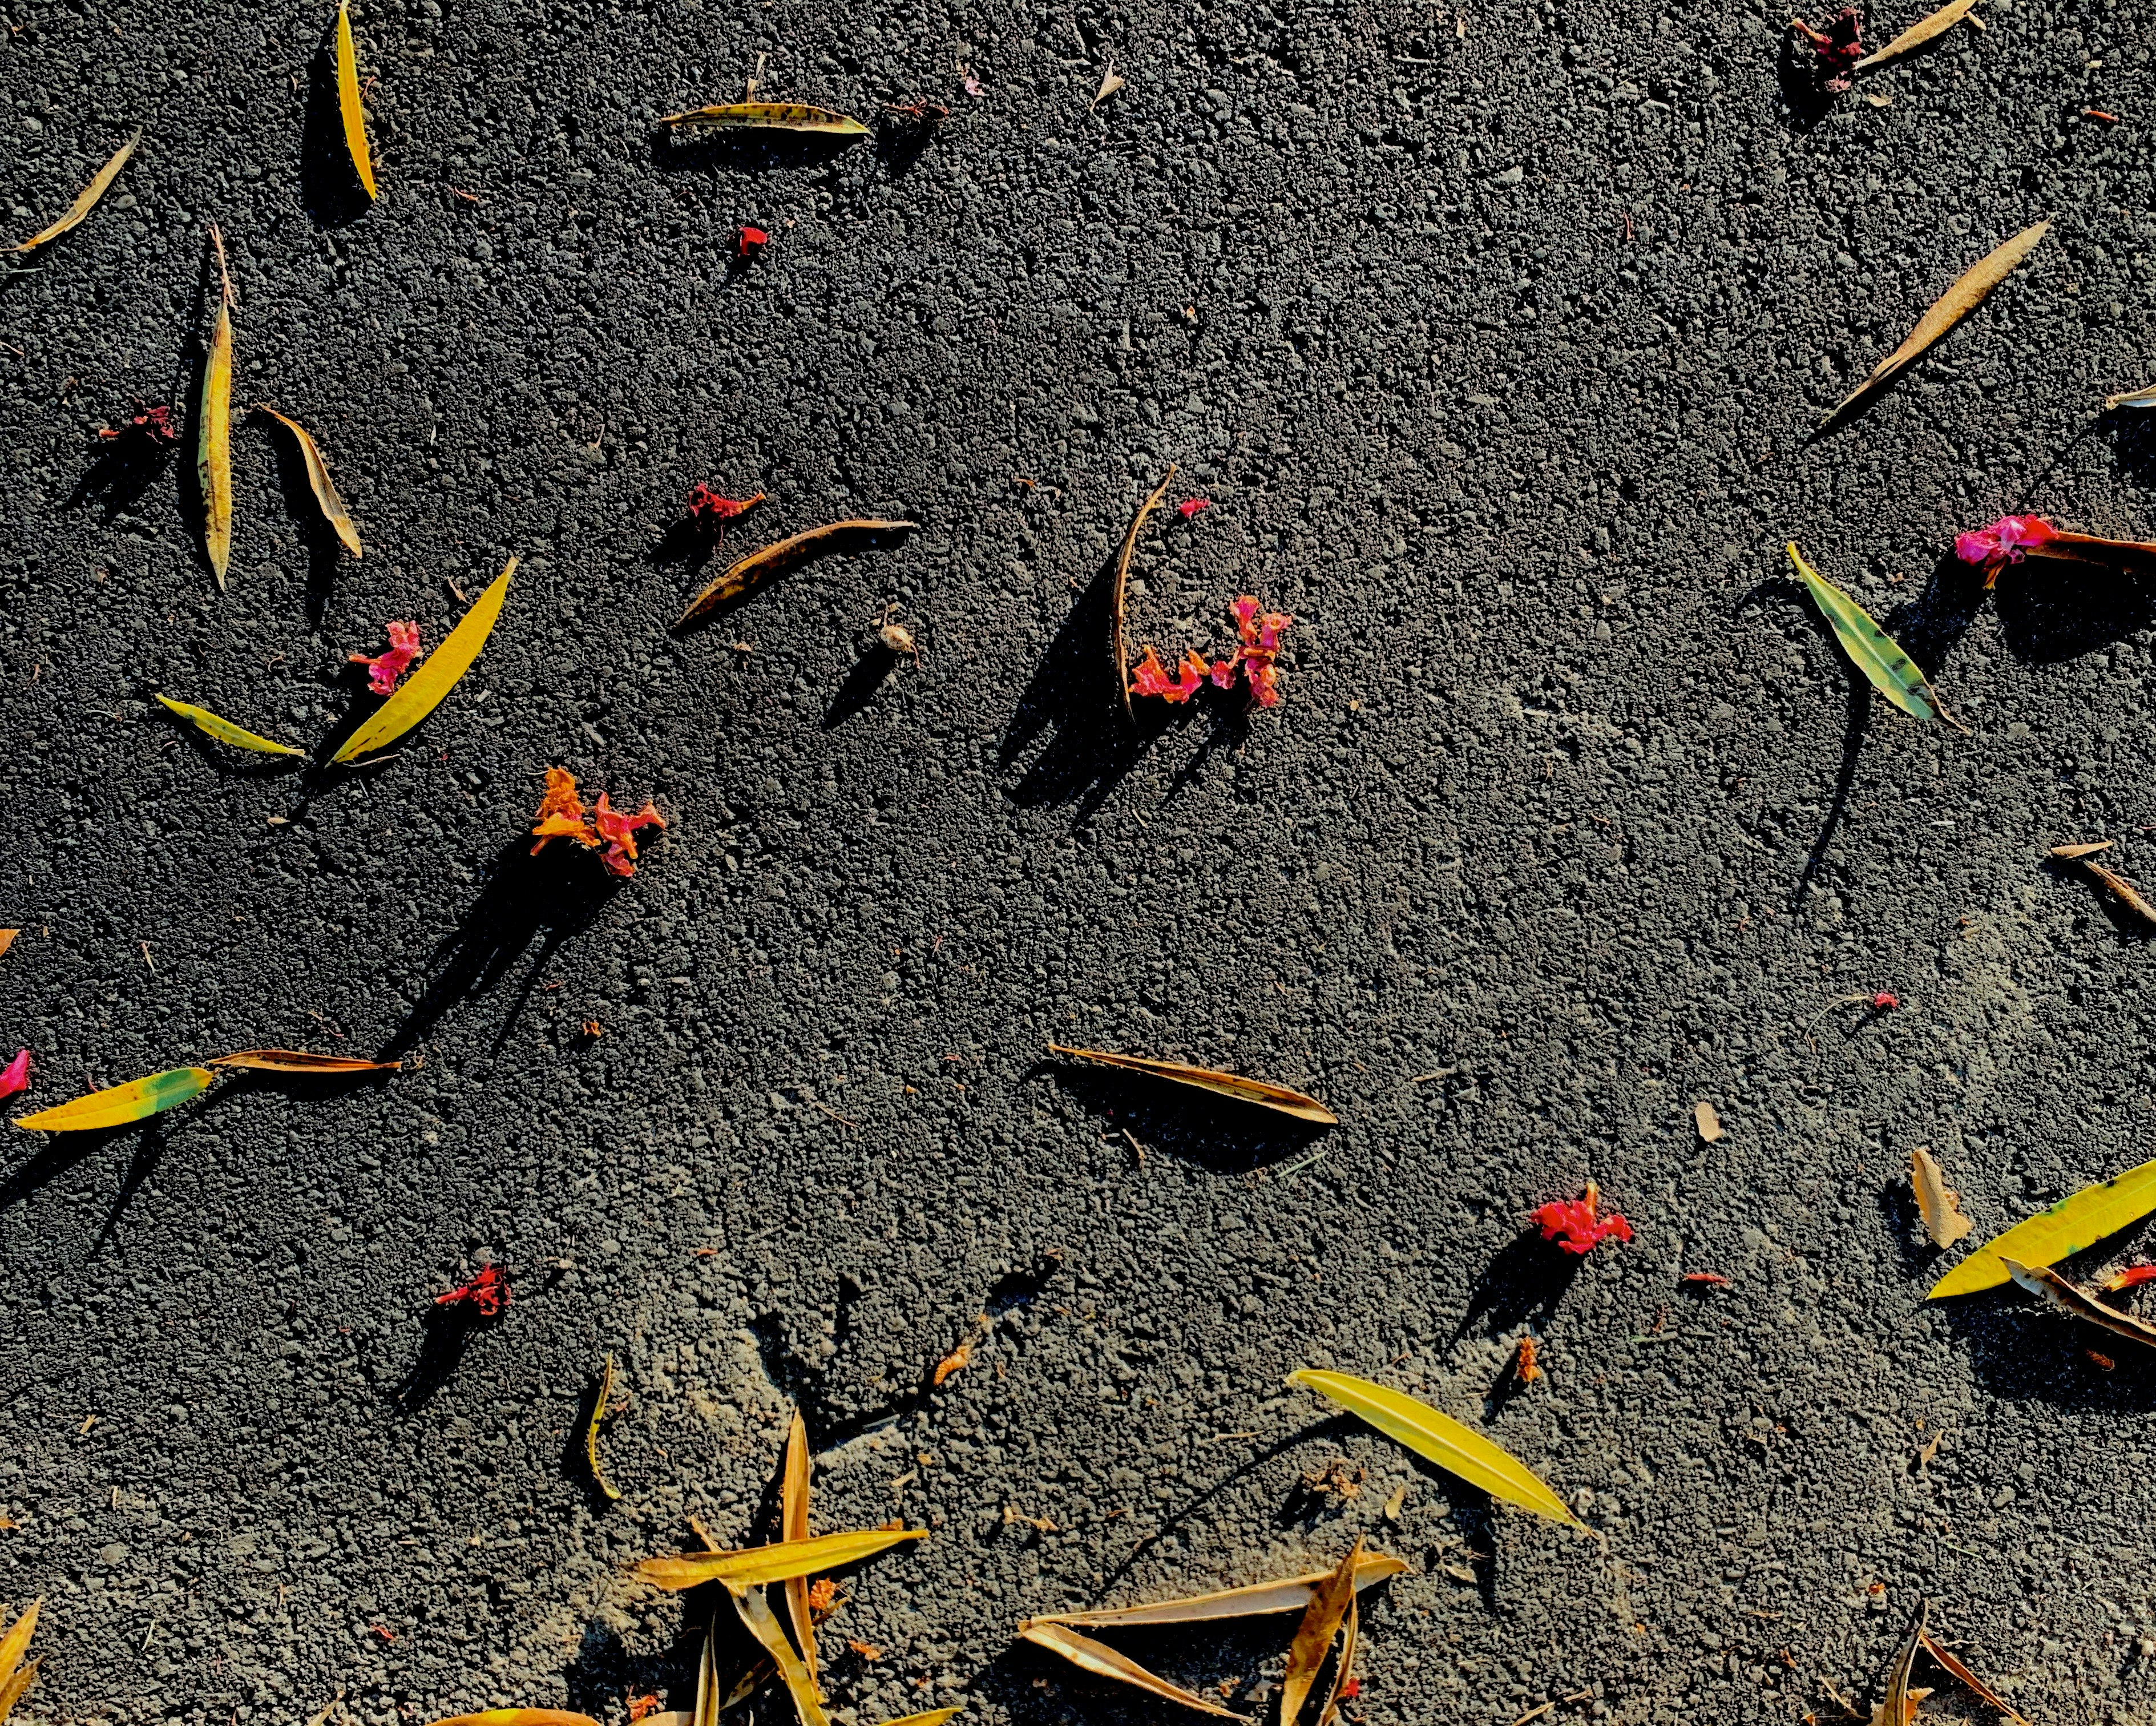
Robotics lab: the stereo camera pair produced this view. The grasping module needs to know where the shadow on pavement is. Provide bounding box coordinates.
[255,408,350,624]
[1035,1060,1331,1175]
[300,34,372,228]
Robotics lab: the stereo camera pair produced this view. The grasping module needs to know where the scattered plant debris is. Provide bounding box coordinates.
[1302,1458,1366,1499]
[659,102,869,138]
[1786,543,1957,727]
[334,559,516,762]
[678,518,915,626]
[1178,498,1210,519]
[1694,1099,1724,1142]
[1911,1146,1973,1248]
[11,131,138,255]
[2006,1259,2156,1352]
[1532,1181,1633,1255]
[98,402,179,446]
[349,620,421,693]
[1929,1153,2156,1297]
[1953,513,2056,583]
[2101,1263,2156,1294]
[13,1067,215,1133]
[208,1049,399,1072]
[588,1354,623,1502]
[1917,1628,2035,1726]
[435,1264,510,1319]
[1031,1556,1406,1629]
[1091,65,1125,110]
[2082,860,2156,928]
[686,486,764,534]
[1681,1272,1733,1288]
[1789,9,1863,93]
[737,224,768,259]
[1281,1539,1360,1726]
[1511,1336,1542,1385]
[155,693,305,757]
[1045,1044,1338,1124]
[932,1337,974,1386]
[256,406,364,556]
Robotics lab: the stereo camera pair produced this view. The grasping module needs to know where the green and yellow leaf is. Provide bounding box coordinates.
[1287,1369,1580,1526]
[199,242,235,589]
[1929,1154,2156,1298]
[13,131,139,253]
[1786,543,1952,726]
[14,1069,215,1133]
[636,1527,926,1592]
[336,2,377,198]
[156,693,304,756]
[588,1354,622,1502]
[334,559,515,762]
[659,102,868,136]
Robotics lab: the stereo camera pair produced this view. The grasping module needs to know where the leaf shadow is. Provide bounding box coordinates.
[1993,558,2156,667]
[389,1295,507,1412]
[253,409,349,626]
[647,125,863,178]
[1931,1280,2156,1414]
[1036,1060,1331,1175]
[1451,1228,1586,1343]
[379,837,627,1060]
[563,1608,726,1721]
[1877,1177,1940,1281]
[299,34,372,229]
[2043,853,2156,941]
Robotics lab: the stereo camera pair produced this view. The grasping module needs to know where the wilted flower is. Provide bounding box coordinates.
[1532,1181,1634,1256]
[435,1264,509,1317]
[1954,513,2058,586]
[1791,8,1863,93]
[1129,644,1210,703]
[593,792,667,878]
[348,620,421,694]
[0,1050,28,1101]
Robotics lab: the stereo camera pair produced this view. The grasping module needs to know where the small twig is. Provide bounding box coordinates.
[208,222,235,309]
[1410,1068,1456,1083]
[1277,1148,1330,1180]
[1505,1704,1556,1726]
[809,1098,861,1130]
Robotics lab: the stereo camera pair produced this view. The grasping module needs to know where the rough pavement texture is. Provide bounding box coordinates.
[5,0,2156,1722]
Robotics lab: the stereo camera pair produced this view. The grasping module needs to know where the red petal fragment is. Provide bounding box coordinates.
[593,792,667,877]
[1178,498,1211,519]
[1794,7,1863,91]
[348,620,422,695]
[1131,645,1206,703]
[2101,1263,2156,1293]
[1955,514,2058,587]
[1532,1183,1634,1255]
[435,1264,509,1317]
[1680,1271,1731,1287]
[0,1049,27,1100]
[738,224,768,257]
[1872,991,1900,1010]
[687,485,765,523]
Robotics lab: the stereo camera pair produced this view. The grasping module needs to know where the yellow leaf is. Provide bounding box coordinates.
[1279,1540,1359,1726]
[691,1610,720,1726]
[1826,220,2049,427]
[782,1411,816,1689]
[209,1049,399,1072]
[1030,1555,1406,1627]
[1047,1045,1337,1124]
[677,520,915,627]
[200,300,233,588]
[729,1583,828,1726]
[1929,1154,2156,1297]
[588,1354,622,1502]
[1287,1369,1580,1525]
[1111,465,1176,720]
[1856,0,1981,70]
[873,1714,960,1726]
[155,693,304,756]
[1016,1622,1243,1719]
[13,131,139,253]
[426,1714,599,1726]
[336,2,377,198]
[255,406,362,557]
[0,1599,40,1723]
[636,1528,927,1592]
[14,1068,215,1133]
[1910,1146,1973,1248]
[659,102,867,136]
[334,559,515,761]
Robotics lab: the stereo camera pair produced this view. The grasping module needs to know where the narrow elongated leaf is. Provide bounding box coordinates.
[13,131,139,253]
[782,1411,816,1688]
[0,1652,37,1726]
[660,102,868,136]
[1287,1369,1580,1526]
[2006,1259,2156,1351]
[729,1583,829,1726]
[1929,1154,2156,1297]
[2051,840,2114,860]
[1111,465,1177,721]
[255,406,362,557]
[1826,220,2049,425]
[200,300,234,588]
[209,1048,400,1072]
[155,693,304,756]
[1911,1147,1973,1248]
[14,1068,215,1133]
[1917,1630,2034,1726]
[2027,529,2156,571]
[0,1601,39,1707]
[588,1354,623,1502]
[1279,1540,1359,1726]
[427,1714,600,1726]
[1032,1555,1406,1627]
[874,1714,960,1726]
[2084,861,2156,927]
[1879,1603,1927,1726]
[677,521,914,626]
[336,2,377,198]
[334,559,514,761]
[1016,1622,1243,1720]
[1856,0,1980,70]
[636,1528,927,1592]
[2105,381,2156,411]
[1047,1045,1337,1125]
[1786,543,1952,726]
[0,932,16,962]
[1316,1594,1357,1726]
[692,1612,720,1726]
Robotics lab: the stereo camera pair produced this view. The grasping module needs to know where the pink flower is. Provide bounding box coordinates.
[1178,498,1211,519]
[0,1050,28,1100]
[1130,645,1210,703]
[593,792,667,877]
[349,620,421,695]
[1216,595,1294,707]
[1954,514,2058,587]
[1532,1181,1634,1256]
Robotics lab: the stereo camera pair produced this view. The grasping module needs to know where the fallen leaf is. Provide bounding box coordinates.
[660,102,869,136]
[0,1599,39,1726]
[255,406,362,556]
[1286,1369,1580,1526]
[729,1583,830,1726]
[2050,840,2114,860]
[932,1338,972,1386]
[2006,1259,2156,1352]
[588,1354,623,1503]
[636,1529,928,1592]
[691,1608,719,1726]
[782,1410,816,1689]
[677,520,915,627]
[1279,1540,1360,1726]
[0,933,14,962]
[1693,1100,1723,1143]
[334,558,515,761]
[155,693,304,757]
[1381,1486,1406,1524]
[1824,220,2049,427]
[1030,1555,1406,1627]
[0,1054,27,1102]
[208,1049,401,1072]
[1016,1621,1241,1719]
[1875,1602,1927,1726]
[1917,1630,2034,1726]
[2105,381,2156,410]
[2082,861,2156,928]
[1856,0,1981,71]
[1532,1181,1633,1255]
[335,2,377,197]
[871,1713,959,1726]
[1786,543,1956,727]
[1111,466,1178,720]
[13,130,139,253]
[2025,527,2156,573]
[1915,1431,1943,1467]
[1316,1595,1358,1726]
[13,1068,215,1133]
[426,1714,600,1726]
[1932,1154,2156,1297]
[199,228,236,590]
[1091,66,1125,108]
[1046,1045,1336,1124]
[1911,1146,1973,1248]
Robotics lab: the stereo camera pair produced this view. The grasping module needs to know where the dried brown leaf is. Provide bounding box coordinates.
[730,1584,829,1726]
[677,520,915,627]
[1016,1622,1242,1719]
[13,131,138,253]
[1826,220,2049,426]
[1047,1044,1337,1124]
[2050,840,2114,860]
[1279,1539,1360,1726]
[1917,1630,2033,1726]
[692,1609,720,1726]
[2083,861,2156,927]
[1693,1100,1723,1143]
[1876,1602,1927,1726]
[0,933,18,963]
[254,406,362,558]
[209,1049,401,1072]
[782,1412,817,1691]
[1910,1146,1973,1248]
[1856,0,1981,70]
[1030,1555,1406,1627]
[2006,1258,2156,1352]
[2026,529,2156,572]
[1110,465,1176,720]
[1092,67,1125,109]
[1316,1594,1358,1726]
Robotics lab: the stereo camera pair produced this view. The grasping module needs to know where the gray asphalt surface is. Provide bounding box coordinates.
[5,0,2156,1722]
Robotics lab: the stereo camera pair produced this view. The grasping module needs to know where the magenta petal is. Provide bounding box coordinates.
[1954,529,2001,566]
[0,1048,30,1100]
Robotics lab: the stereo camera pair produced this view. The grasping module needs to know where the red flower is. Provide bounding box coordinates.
[348,620,421,695]
[99,403,179,445]
[1791,9,1862,93]
[1954,514,2058,587]
[435,1264,508,1317]
[1339,1680,1362,1700]
[1871,991,1900,1010]
[593,792,667,877]
[1212,595,1294,708]
[686,485,764,526]
[1129,644,1210,703]
[738,225,768,258]
[1178,498,1211,519]
[1532,1181,1634,1256]
[2102,1263,2156,1293]
[0,1050,27,1101]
